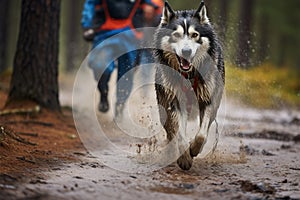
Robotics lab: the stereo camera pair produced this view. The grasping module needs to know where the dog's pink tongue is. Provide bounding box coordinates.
[181,58,190,70]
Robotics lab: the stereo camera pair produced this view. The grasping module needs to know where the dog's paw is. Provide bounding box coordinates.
[190,136,205,157]
[177,150,193,170]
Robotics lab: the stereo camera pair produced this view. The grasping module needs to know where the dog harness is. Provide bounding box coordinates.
[95,0,143,38]
[180,72,199,113]
[181,72,199,93]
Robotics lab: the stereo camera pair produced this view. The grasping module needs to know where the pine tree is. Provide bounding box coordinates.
[7,0,61,110]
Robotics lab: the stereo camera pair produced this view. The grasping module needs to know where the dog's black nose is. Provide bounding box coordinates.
[182,48,192,58]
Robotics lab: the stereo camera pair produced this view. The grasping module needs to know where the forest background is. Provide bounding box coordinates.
[1,0,299,108]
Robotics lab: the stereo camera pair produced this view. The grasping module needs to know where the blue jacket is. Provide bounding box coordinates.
[81,0,157,31]
[82,0,157,73]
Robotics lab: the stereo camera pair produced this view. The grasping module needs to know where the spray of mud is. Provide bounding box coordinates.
[72,27,248,173]
[122,75,236,169]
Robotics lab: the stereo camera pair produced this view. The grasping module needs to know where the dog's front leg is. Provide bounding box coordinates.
[156,84,179,141]
[159,97,193,170]
[159,99,182,162]
[163,101,179,142]
[176,110,193,170]
[190,106,213,158]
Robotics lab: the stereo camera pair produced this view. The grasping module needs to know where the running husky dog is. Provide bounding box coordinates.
[154,1,225,170]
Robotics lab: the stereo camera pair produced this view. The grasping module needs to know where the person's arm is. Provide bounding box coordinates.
[81,0,98,41]
[81,0,97,29]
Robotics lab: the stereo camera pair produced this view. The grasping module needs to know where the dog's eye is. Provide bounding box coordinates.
[172,32,181,38]
[191,33,199,38]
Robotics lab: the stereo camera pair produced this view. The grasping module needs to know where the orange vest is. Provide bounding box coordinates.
[96,0,143,39]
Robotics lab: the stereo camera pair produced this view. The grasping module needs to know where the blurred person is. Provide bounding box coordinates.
[81,0,157,116]
[136,0,163,97]
[139,0,162,63]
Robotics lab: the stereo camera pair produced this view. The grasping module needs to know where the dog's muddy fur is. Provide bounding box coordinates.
[154,1,225,170]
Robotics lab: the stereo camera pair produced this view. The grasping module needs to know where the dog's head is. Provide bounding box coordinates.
[155,1,216,73]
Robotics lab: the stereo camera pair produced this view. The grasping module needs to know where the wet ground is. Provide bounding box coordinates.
[1,70,300,200]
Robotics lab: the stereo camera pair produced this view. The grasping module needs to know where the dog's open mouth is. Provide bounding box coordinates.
[176,55,192,72]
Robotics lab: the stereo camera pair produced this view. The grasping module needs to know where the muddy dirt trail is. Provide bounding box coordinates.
[1,70,300,200]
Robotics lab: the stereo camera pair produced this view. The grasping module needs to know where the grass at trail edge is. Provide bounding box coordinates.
[225,63,300,109]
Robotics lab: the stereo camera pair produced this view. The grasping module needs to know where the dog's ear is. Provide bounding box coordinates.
[160,1,175,25]
[194,0,210,24]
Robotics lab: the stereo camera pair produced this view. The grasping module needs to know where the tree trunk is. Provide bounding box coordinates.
[236,0,254,68]
[205,0,213,21]
[205,0,212,8]
[277,34,288,67]
[258,12,269,63]
[7,0,61,110]
[66,0,80,72]
[219,0,228,41]
[0,0,9,73]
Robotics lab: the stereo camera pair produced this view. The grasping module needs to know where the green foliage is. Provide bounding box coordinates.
[226,63,300,108]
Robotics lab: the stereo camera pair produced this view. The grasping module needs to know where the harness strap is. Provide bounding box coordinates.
[97,0,143,38]
[181,72,198,93]
[181,72,199,113]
